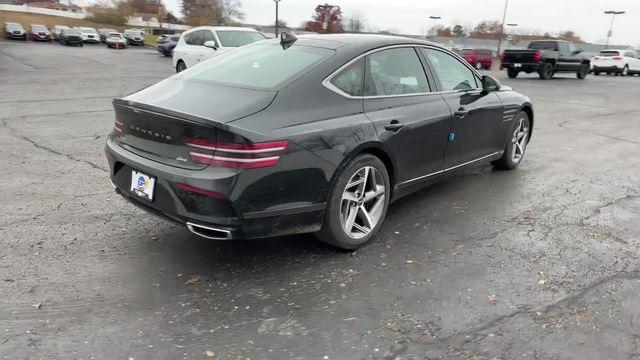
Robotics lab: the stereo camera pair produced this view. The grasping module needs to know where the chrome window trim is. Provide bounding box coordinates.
[322,43,483,100]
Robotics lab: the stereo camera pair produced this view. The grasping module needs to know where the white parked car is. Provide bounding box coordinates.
[78,27,99,43]
[591,49,640,76]
[172,26,266,72]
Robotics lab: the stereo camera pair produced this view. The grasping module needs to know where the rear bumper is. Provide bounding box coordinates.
[592,65,623,73]
[501,62,542,72]
[105,136,329,240]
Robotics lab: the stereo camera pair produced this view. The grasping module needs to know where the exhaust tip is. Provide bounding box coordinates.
[186,222,232,240]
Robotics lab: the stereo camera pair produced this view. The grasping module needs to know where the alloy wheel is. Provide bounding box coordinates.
[340,166,386,239]
[511,115,529,163]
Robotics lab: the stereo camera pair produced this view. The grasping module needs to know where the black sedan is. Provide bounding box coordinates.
[105,34,533,249]
[157,35,180,57]
[59,28,83,46]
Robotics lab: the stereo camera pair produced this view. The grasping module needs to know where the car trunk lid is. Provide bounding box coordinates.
[112,79,277,170]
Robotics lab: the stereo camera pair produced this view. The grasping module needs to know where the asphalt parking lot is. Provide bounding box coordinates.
[1,41,639,360]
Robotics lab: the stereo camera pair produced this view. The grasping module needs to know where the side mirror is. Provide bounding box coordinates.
[204,40,218,50]
[481,75,501,92]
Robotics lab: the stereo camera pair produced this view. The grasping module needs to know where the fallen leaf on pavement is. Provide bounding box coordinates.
[32,303,41,310]
[343,317,358,321]
[487,294,497,303]
[184,275,201,285]
[452,245,464,256]
[406,260,418,265]
[205,350,215,357]
[537,279,547,286]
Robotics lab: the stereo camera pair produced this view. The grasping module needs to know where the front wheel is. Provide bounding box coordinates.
[492,111,531,170]
[315,154,390,249]
[175,60,187,73]
[507,68,519,78]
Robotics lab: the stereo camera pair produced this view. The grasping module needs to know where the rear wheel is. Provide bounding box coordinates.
[539,62,553,80]
[475,62,483,70]
[315,154,390,250]
[594,71,600,76]
[622,65,629,76]
[577,63,589,79]
[492,111,531,170]
[507,68,519,78]
[175,60,186,73]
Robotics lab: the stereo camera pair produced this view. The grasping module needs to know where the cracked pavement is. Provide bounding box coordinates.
[1,42,639,360]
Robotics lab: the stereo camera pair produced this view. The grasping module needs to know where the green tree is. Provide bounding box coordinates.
[453,24,466,37]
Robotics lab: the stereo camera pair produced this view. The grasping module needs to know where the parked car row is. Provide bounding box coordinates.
[3,22,147,49]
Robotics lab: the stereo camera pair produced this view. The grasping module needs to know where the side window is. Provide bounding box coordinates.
[365,48,430,96]
[331,58,364,96]
[203,30,216,46]
[568,43,577,54]
[422,49,478,91]
[185,30,204,45]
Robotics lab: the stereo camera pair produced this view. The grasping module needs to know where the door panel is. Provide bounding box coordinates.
[363,47,451,184]
[421,48,505,168]
[365,96,452,183]
[439,91,504,167]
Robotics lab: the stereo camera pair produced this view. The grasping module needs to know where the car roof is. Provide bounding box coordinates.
[185,26,260,34]
[291,33,440,51]
[6,22,21,26]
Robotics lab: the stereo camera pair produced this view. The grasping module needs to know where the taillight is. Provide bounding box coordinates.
[186,139,289,169]
[612,56,623,60]
[533,51,542,62]
[114,118,124,134]
[593,56,600,60]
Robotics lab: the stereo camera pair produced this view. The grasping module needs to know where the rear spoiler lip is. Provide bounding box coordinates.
[113,98,222,129]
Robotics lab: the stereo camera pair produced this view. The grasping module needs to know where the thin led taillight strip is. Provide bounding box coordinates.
[189,152,280,163]
[186,142,287,154]
[115,119,124,126]
[113,127,122,133]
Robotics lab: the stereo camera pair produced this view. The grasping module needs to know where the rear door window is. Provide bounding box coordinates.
[365,47,430,96]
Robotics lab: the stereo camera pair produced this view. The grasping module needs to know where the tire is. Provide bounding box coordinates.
[507,68,519,79]
[577,63,589,79]
[539,62,553,80]
[594,71,600,76]
[622,65,629,76]
[79,43,83,47]
[475,62,483,70]
[492,111,531,170]
[315,154,391,250]
[175,60,187,73]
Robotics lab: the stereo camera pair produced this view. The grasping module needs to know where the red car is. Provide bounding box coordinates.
[462,48,493,70]
[29,24,51,42]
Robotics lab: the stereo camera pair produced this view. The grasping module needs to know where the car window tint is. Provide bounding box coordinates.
[600,51,620,57]
[331,58,364,96]
[179,42,334,90]
[202,30,215,44]
[423,49,478,91]
[216,31,265,47]
[185,30,204,45]
[365,48,429,96]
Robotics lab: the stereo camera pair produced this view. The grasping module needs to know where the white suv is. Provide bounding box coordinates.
[78,27,99,43]
[592,49,640,76]
[172,26,266,72]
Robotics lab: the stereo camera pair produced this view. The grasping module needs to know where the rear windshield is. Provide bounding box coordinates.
[599,51,620,57]
[178,41,334,90]
[216,30,265,47]
[109,33,122,38]
[528,41,558,51]
[31,25,47,31]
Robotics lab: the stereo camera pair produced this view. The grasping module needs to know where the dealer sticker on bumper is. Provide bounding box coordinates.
[130,170,155,201]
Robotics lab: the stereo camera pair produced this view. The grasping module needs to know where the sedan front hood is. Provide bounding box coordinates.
[123,78,277,124]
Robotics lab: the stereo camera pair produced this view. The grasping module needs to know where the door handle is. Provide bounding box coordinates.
[454,107,470,118]
[384,121,405,132]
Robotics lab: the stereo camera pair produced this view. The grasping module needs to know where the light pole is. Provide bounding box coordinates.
[496,0,509,56]
[274,0,281,37]
[604,10,625,47]
[429,16,441,37]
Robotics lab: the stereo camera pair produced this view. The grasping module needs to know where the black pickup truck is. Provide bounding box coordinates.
[501,40,591,80]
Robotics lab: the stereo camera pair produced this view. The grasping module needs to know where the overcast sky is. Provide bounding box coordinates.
[163,0,639,45]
